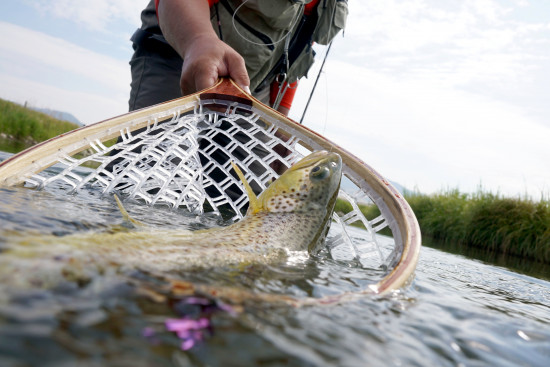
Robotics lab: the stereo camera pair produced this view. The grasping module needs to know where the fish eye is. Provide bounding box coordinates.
[310,165,330,181]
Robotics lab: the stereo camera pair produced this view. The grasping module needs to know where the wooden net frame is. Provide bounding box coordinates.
[0,78,421,296]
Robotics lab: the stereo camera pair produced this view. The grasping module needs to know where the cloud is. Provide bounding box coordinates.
[287,0,550,197]
[0,22,129,92]
[344,0,550,89]
[291,58,550,198]
[25,0,147,32]
[0,21,130,123]
[0,74,127,125]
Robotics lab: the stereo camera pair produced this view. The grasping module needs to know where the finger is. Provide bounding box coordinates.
[193,68,218,92]
[180,64,217,96]
[224,52,250,93]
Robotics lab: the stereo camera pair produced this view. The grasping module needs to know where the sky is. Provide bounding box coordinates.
[0,0,548,199]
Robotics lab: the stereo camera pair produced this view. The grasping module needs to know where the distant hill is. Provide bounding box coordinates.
[0,98,80,153]
[390,181,408,195]
[30,107,83,126]
[340,176,411,203]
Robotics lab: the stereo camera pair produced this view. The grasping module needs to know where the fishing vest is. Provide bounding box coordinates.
[135,0,348,92]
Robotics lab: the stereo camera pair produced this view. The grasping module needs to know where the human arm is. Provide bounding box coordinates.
[156,0,250,95]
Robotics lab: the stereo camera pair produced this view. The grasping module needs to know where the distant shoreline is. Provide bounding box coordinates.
[336,189,550,265]
[0,98,79,153]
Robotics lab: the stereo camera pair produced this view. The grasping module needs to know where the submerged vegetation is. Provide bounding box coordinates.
[0,98,79,153]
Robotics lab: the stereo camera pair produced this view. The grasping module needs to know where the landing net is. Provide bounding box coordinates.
[0,79,420,295]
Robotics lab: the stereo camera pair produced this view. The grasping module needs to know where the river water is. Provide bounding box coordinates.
[0,151,549,366]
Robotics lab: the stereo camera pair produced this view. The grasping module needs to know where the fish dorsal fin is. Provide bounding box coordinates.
[114,194,143,227]
[231,162,261,214]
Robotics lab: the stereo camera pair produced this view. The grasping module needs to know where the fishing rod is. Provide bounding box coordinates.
[299,40,333,125]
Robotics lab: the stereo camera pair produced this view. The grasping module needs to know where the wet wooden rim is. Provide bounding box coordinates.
[0,78,421,298]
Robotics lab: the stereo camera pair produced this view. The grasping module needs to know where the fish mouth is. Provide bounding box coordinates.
[289,151,342,171]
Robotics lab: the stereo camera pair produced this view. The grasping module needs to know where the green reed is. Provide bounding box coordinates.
[0,99,79,148]
[336,189,550,263]
[406,190,550,263]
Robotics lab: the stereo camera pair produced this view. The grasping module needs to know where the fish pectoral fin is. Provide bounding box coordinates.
[114,194,143,228]
[231,162,261,214]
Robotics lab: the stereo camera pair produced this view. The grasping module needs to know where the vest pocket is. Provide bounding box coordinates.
[288,45,316,83]
[313,0,349,45]
[212,1,279,90]
[236,0,303,30]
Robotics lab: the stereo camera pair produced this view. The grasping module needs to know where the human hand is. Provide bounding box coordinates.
[180,34,250,96]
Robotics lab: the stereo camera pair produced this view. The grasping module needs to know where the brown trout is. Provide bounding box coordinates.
[0,151,342,291]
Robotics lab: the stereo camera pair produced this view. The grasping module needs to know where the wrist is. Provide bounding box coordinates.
[181,33,220,59]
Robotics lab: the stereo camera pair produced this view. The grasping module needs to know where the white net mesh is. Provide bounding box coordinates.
[20,96,401,271]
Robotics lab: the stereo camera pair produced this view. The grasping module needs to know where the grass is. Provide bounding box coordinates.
[0,98,79,152]
[407,190,550,263]
[334,200,384,221]
[337,189,550,264]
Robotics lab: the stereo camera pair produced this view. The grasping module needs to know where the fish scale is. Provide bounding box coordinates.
[0,151,342,293]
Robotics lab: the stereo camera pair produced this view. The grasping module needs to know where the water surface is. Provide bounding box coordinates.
[0,151,549,366]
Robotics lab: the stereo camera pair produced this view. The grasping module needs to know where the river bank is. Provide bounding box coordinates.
[0,98,79,153]
[335,189,550,266]
[407,189,550,264]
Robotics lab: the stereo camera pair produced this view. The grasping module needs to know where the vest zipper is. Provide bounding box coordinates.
[254,13,315,93]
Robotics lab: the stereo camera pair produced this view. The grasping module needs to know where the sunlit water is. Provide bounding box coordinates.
[0,151,549,367]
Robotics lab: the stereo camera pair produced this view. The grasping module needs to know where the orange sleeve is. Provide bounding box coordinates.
[304,0,320,16]
[270,81,298,110]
